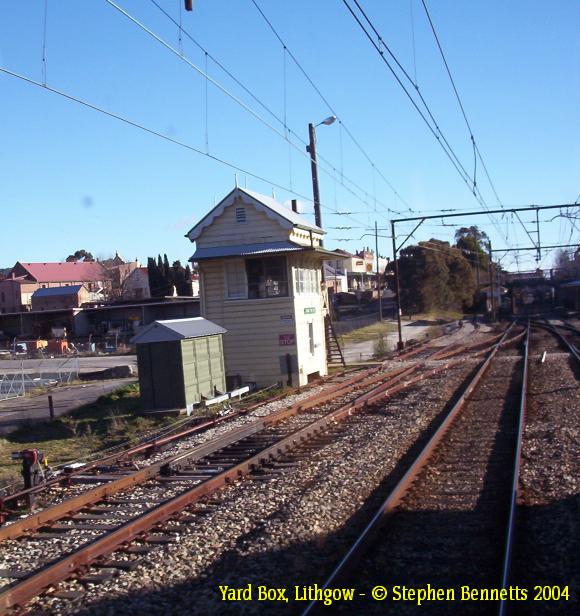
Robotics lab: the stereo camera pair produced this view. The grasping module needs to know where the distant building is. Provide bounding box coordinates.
[187,186,343,387]
[100,252,141,299]
[0,261,109,313]
[122,267,151,300]
[324,248,388,292]
[31,284,90,311]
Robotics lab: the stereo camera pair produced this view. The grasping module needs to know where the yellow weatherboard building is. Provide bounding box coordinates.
[187,186,343,388]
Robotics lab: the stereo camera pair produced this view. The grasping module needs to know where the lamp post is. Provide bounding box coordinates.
[306,115,336,246]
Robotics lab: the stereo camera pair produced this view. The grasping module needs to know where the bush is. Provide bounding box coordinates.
[373,334,388,358]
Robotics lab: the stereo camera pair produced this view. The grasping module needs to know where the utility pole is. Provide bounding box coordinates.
[489,242,496,321]
[306,122,323,246]
[375,221,383,321]
[391,220,404,349]
[472,228,481,291]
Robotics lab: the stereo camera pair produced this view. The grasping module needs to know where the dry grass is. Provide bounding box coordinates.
[340,321,397,344]
[0,384,180,486]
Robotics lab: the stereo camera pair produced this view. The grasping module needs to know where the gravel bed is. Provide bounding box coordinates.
[346,355,523,616]
[24,361,480,615]
[513,338,580,615]
[2,379,356,525]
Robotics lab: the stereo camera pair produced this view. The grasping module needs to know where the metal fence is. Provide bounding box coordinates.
[0,357,80,401]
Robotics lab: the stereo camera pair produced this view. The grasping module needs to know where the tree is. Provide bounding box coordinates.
[389,239,476,315]
[66,249,94,262]
[163,254,174,293]
[148,256,166,297]
[554,248,580,279]
[454,226,489,269]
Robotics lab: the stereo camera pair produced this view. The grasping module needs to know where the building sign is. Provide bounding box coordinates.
[304,307,316,315]
[279,334,296,346]
[279,314,294,324]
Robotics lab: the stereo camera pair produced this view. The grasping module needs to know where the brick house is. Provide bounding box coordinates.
[0,261,108,313]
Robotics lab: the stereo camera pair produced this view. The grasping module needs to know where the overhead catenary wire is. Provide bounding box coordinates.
[0,66,370,230]
[41,0,49,85]
[341,0,512,241]
[249,0,414,214]
[420,0,503,207]
[144,0,401,219]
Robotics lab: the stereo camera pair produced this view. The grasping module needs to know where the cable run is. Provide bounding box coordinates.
[420,0,503,208]
[119,0,395,217]
[0,66,368,229]
[249,0,413,213]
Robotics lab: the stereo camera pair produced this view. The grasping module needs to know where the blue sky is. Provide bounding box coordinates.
[1,0,578,271]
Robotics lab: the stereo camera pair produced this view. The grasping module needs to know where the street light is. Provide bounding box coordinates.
[307,116,337,245]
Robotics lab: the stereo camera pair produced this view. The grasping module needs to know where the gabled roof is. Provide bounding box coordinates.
[32,285,84,298]
[130,317,226,344]
[14,261,106,283]
[185,186,323,241]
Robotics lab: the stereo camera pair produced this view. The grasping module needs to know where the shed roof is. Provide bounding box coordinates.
[32,285,84,298]
[186,186,323,241]
[130,317,226,344]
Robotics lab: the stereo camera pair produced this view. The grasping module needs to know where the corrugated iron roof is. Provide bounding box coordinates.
[186,186,323,241]
[17,261,106,283]
[32,285,84,297]
[191,243,347,262]
[130,317,226,344]
[239,187,322,232]
[192,241,305,260]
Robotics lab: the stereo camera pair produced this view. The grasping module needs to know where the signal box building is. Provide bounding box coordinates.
[186,186,342,387]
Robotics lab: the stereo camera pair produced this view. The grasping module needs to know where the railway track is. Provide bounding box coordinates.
[304,324,528,615]
[0,326,455,519]
[0,329,510,614]
[0,325,505,527]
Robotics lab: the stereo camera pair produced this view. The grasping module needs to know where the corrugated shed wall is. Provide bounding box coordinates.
[181,335,226,405]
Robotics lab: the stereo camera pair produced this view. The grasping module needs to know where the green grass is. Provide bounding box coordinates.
[0,384,181,486]
[340,321,397,344]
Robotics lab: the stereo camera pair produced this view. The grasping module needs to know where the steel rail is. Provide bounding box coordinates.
[0,375,350,515]
[498,321,529,615]
[302,322,515,615]
[0,362,421,541]
[530,320,580,363]
[0,349,468,613]
[0,327,496,526]
[0,331,505,612]
[0,367,374,521]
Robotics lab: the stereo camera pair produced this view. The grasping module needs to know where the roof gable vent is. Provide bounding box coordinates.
[235,207,246,224]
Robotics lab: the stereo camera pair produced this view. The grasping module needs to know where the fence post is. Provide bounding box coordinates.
[48,395,54,420]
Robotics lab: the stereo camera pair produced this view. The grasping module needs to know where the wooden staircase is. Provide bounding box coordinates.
[325,315,346,366]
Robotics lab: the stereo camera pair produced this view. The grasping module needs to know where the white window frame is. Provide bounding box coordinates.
[225,259,247,299]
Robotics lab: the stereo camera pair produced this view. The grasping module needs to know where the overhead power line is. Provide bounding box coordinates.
[419,0,503,207]
[107,0,398,220]
[341,0,513,246]
[249,0,413,214]
[0,66,369,230]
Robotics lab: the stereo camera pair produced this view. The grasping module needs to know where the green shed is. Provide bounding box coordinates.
[131,317,227,411]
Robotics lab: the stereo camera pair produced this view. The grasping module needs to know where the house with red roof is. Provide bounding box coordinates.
[0,261,109,313]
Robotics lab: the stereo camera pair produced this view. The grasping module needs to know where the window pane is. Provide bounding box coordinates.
[226,260,247,299]
[246,257,288,299]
